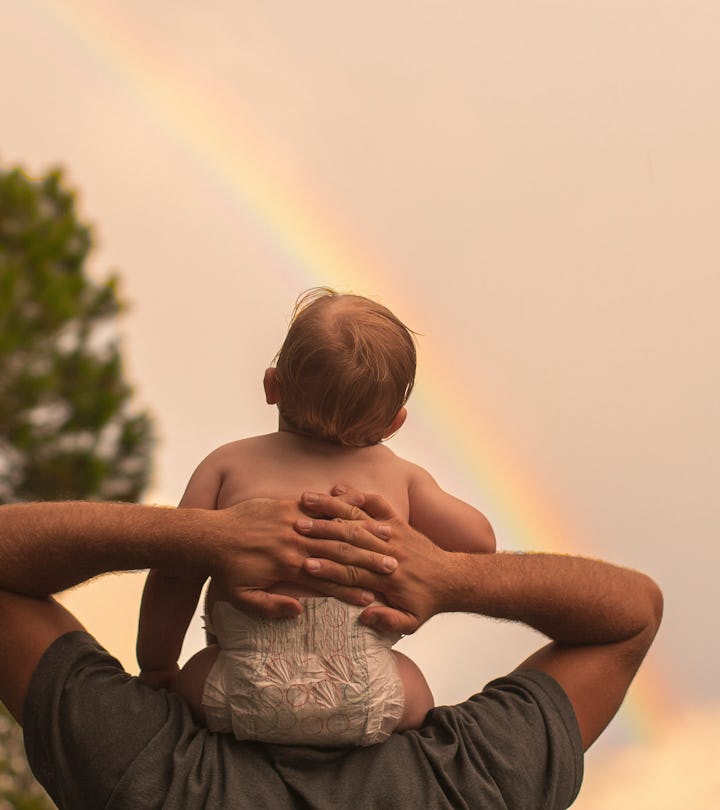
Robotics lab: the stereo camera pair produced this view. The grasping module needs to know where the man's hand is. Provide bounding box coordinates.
[204,497,401,618]
[295,488,453,635]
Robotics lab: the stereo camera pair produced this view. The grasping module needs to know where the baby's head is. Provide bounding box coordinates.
[266,288,416,447]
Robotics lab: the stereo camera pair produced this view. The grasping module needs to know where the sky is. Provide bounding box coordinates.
[3,1,719,806]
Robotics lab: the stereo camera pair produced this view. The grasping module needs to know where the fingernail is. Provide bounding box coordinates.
[296,518,313,531]
[361,591,375,604]
[305,559,321,571]
[303,492,319,504]
[333,484,347,494]
[382,556,398,572]
[377,524,391,539]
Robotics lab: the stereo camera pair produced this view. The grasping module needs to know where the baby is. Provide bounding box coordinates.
[137,288,495,746]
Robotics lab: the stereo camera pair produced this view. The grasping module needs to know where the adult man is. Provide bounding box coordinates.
[0,490,662,809]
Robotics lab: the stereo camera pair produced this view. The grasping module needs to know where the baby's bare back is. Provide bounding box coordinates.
[204,430,412,603]
[213,431,412,514]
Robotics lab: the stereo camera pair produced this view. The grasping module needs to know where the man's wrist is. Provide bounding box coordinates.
[430,551,481,615]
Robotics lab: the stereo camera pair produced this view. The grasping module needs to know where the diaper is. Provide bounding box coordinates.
[201,598,404,746]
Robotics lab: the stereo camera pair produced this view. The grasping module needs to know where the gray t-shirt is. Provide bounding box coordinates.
[24,632,583,809]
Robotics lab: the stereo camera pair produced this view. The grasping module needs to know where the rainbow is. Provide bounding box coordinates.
[34,0,580,552]
[34,0,676,742]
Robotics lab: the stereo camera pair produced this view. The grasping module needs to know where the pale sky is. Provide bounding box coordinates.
[3,2,719,806]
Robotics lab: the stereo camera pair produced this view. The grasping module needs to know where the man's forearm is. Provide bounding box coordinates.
[438,551,663,647]
[446,551,663,750]
[0,498,400,607]
[0,502,210,596]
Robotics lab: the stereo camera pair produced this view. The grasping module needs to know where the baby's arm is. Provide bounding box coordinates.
[407,464,496,553]
[136,568,207,687]
[136,455,221,687]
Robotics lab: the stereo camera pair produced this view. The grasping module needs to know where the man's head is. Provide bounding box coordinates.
[265,287,416,447]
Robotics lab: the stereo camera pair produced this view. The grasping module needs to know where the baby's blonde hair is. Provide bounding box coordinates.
[274,288,416,446]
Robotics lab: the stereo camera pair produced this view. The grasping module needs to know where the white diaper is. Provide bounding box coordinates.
[201,598,404,746]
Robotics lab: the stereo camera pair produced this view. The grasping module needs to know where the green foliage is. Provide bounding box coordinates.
[0,165,154,502]
[0,163,156,806]
[0,706,52,809]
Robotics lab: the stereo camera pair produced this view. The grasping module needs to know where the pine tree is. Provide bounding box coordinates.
[0,163,156,807]
[0,707,52,810]
[0,165,154,502]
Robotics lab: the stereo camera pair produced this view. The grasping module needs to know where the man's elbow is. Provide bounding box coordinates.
[647,576,664,637]
[632,575,663,659]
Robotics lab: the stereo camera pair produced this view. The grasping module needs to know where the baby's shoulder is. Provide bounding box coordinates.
[377,447,437,488]
[367,444,418,477]
[201,434,275,465]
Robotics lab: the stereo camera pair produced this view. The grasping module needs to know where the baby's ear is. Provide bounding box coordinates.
[263,367,280,404]
[382,407,407,439]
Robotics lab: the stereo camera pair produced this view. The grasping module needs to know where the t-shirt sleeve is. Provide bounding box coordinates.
[23,631,187,809]
[482,668,584,807]
[21,631,294,810]
[411,668,584,809]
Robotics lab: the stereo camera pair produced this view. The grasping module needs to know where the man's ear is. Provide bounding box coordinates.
[382,407,407,439]
[263,367,280,404]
